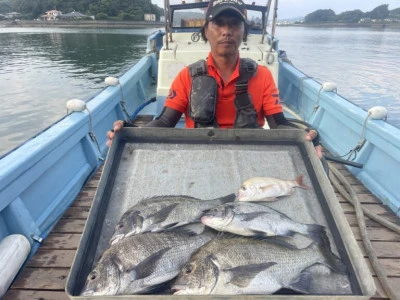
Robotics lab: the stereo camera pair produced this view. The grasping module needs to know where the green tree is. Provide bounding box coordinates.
[8,0,162,20]
[366,4,389,19]
[0,0,12,13]
[389,7,400,18]
[335,10,364,23]
[304,9,336,23]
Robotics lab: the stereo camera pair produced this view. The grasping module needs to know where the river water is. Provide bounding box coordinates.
[0,26,399,156]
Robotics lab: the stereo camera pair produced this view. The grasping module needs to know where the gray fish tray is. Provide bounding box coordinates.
[66,128,376,299]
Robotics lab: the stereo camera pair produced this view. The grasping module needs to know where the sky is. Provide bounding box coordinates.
[152,0,400,19]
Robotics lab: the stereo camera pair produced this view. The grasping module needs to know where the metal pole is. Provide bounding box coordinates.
[261,0,272,44]
[163,0,170,49]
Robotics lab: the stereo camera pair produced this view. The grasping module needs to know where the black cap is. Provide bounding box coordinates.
[206,0,247,22]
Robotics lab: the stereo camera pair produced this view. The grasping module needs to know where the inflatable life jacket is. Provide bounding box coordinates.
[188,58,260,128]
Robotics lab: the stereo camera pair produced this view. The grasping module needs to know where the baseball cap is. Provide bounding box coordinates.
[205,0,247,22]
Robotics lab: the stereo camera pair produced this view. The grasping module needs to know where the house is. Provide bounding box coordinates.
[144,14,156,21]
[60,11,89,20]
[5,12,21,19]
[41,10,62,21]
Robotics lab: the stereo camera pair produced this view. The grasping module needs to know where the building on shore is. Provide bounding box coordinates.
[41,10,62,21]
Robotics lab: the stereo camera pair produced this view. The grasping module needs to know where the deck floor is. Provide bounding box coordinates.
[4,162,400,300]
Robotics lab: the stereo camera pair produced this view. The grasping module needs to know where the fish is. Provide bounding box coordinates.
[110,193,235,245]
[172,235,347,295]
[80,231,212,296]
[200,201,326,243]
[237,175,310,201]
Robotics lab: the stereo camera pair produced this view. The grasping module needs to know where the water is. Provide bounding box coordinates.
[275,26,400,126]
[0,26,399,156]
[0,27,157,156]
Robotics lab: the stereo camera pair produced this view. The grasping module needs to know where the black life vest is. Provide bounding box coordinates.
[188,58,260,128]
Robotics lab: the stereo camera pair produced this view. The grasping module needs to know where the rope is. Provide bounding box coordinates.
[329,168,400,235]
[328,162,399,300]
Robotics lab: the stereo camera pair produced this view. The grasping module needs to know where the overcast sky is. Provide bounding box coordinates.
[153,0,400,19]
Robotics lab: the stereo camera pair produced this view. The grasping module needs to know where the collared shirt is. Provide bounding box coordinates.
[165,53,282,128]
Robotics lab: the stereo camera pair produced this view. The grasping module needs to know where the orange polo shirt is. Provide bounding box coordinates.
[165,53,282,128]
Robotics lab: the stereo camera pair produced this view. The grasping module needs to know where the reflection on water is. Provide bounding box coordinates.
[0,27,156,156]
[0,26,399,156]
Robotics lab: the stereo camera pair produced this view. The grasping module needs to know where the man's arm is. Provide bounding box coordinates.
[266,112,321,157]
[265,112,296,129]
[142,107,182,127]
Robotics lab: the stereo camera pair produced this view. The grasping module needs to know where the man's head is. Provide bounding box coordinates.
[200,0,249,43]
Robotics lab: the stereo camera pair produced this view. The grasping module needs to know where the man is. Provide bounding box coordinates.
[107,0,321,156]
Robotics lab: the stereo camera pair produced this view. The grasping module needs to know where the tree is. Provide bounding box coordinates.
[304,9,336,23]
[366,4,389,19]
[335,10,364,23]
[7,0,163,20]
[389,7,400,19]
[0,0,12,13]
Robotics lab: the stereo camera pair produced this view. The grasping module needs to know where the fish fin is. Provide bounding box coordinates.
[141,195,199,202]
[284,231,296,237]
[295,175,311,189]
[166,223,204,236]
[288,270,312,294]
[311,230,347,275]
[159,222,180,230]
[263,237,299,250]
[215,193,236,204]
[305,224,326,244]
[148,203,179,224]
[225,262,277,288]
[132,247,171,280]
[265,206,292,219]
[248,229,271,237]
[139,279,176,294]
[260,184,276,192]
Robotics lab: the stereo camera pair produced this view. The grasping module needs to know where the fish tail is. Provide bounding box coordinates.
[215,193,236,204]
[312,229,347,275]
[304,223,326,244]
[295,175,311,189]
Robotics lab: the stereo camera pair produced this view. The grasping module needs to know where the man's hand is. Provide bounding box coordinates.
[106,120,125,147]
[305,129,322,158]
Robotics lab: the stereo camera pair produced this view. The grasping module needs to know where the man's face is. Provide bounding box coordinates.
[205,12,244,58]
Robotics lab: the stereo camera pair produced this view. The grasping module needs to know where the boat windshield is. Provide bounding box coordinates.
[170,1,267,34]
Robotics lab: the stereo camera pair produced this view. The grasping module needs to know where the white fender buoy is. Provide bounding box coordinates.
[66,99,86,113]
[368,106,388,120]
[322,82,338,92]
[0,234,31,298]
[104,76,120,86]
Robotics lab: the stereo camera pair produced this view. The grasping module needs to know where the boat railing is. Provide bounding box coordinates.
[279,58,400,215]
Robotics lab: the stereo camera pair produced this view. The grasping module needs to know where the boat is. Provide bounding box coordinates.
[1,0,399,299]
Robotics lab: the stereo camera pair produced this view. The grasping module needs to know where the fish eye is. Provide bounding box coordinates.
[117,223,124,229]
[184,264,194,274]
[89,272,97,280]
[240,186,246,191]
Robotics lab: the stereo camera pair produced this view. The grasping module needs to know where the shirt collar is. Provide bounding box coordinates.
[206,53,240,83]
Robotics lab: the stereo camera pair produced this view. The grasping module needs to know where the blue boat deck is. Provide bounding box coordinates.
[3,161,400,300]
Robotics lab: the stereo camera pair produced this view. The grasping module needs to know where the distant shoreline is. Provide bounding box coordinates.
[0,20,164,28]
[2,19,400,29]
[278,22,400,29]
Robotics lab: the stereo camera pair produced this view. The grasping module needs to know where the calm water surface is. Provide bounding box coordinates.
[276,26,400,125]
[0,26,399,156]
